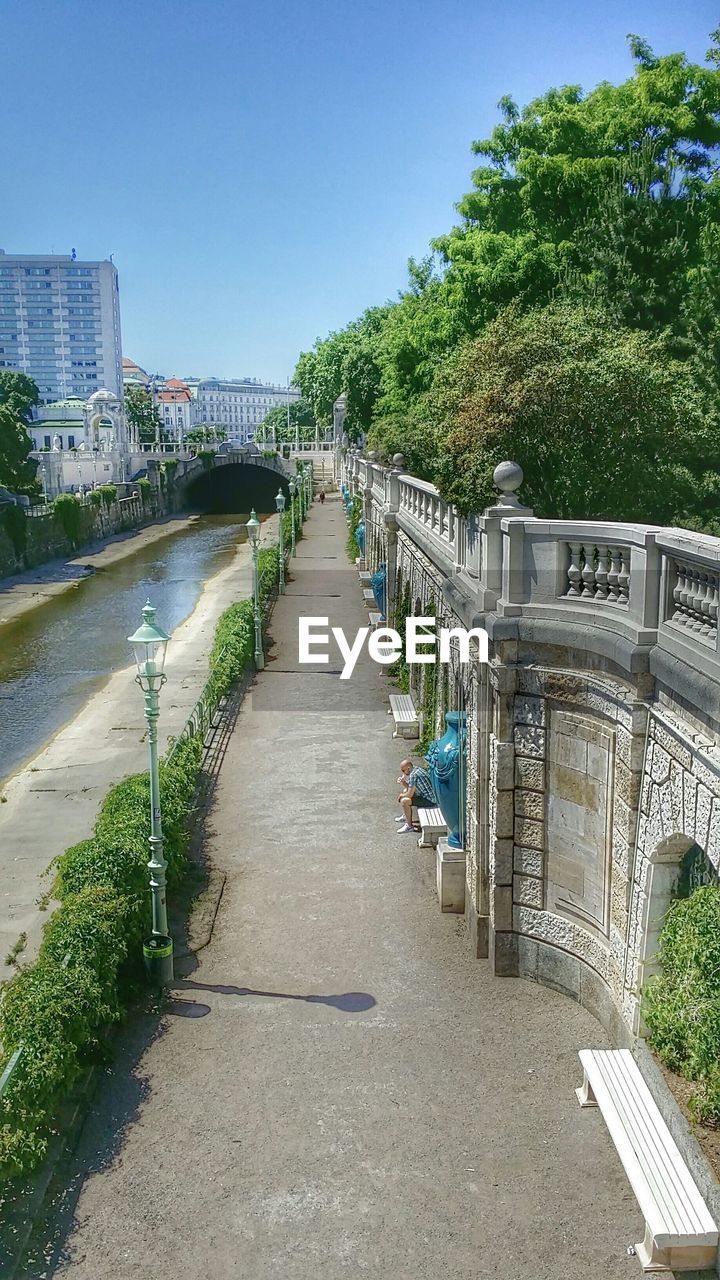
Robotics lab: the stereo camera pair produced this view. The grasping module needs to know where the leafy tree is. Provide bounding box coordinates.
[185,426,228,443]
[0,370,40,496]
[432,301,713,523]
[684,217,720,409]
[124,385,164,445]
[434,38,720,342]
[294,31,720,538]
[294,307,392,435]
[257,398,317,443]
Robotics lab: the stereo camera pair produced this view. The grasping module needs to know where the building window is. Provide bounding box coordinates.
[44,435,51,448]
[68,435,75,448]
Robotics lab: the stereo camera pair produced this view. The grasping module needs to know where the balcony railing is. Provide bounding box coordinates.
[342,450,720,686]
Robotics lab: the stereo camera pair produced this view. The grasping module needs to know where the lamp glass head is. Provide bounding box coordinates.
[275,488,286,513]
[128,600,170,688]
[289,477,297,496]
[246,509,261,546]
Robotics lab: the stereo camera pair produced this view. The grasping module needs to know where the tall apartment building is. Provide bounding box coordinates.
[194,378,300,443]
[0,252,123,403]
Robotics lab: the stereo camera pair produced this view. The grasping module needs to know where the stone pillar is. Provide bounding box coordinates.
[384,454,403,628]
[480,460,534,611]
[487,658,520,976]
[465,662,491,957]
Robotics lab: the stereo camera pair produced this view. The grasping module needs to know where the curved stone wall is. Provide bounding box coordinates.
[345,448,720,1043]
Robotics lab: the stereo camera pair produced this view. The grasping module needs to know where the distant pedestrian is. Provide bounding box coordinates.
[319,489,325,504]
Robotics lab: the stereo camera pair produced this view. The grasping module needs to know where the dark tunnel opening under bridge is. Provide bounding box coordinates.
[184,463,290,514]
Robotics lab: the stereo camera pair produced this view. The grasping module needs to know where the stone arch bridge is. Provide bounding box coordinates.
[146,446,298,513]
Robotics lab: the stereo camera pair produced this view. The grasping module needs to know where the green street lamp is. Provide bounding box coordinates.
[128,600,173,985]
[275,488,286,594]
[288,477,297,557]
[246,509,265,669]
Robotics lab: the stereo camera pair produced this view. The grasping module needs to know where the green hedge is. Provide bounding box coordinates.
[345,494,362,562]
[0,536,283,1180]
[643,883,720,1123]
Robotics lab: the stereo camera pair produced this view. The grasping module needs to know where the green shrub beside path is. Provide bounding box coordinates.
[0,519,291,1180]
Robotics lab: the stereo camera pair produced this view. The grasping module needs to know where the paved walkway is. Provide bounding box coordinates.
[39,496,638,1279]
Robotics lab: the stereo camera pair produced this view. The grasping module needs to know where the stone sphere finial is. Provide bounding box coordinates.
[367,450,378,463]
[392,452,405,471]
[493,460,523,495]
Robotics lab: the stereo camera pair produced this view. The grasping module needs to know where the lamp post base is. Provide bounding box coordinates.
[254,651,265,670]
[143,935,174,985]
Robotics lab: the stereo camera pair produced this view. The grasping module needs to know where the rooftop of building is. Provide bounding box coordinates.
[0,250,115,266]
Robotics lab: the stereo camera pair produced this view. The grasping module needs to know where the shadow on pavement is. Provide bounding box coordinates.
[170,979,377,1013]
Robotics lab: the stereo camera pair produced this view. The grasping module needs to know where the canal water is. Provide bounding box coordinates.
[0,514,251,783]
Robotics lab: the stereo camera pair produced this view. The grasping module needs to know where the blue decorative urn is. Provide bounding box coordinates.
[355,520,365,558]
[426,712,467,849]
[371,562,386,620]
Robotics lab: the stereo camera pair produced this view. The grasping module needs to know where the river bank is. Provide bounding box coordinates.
[0,513,203,628]
[0,513,280,981]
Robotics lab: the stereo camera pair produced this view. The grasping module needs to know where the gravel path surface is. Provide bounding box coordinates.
[30,495,640,1279]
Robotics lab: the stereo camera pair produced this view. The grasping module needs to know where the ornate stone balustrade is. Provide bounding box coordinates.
[666,558,719,645]
[340,445,720,1078]
[342,448,720,681]
[565,542,630,605]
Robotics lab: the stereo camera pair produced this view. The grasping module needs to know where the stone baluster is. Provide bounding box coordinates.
[702,578,712,645]
[672,564,688,624]
[567,542,583,596]
[697,573,712,635]
[689,570,707,632]
[581,544,596,598]
[595,546,610,600]
[617,547,630,605]
[607,547,622,602]
[678,563,694,625]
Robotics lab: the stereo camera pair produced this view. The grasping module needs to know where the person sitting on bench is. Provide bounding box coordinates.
[396,758,437,833]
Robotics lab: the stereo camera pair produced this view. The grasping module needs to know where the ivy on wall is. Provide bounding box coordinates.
[1,505,27,563]
[53,493,83,550]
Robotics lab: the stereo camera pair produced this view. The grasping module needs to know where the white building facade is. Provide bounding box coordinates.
[0,252,123,403]
[157,379,193,446]
[194,379,300,444]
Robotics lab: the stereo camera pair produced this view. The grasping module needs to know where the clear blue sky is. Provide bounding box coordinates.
[3,1,716,383]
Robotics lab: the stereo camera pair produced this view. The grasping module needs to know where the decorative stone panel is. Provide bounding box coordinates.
[546,710,614,939]
[625,707,720,1030]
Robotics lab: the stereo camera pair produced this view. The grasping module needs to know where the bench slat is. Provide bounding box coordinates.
[600,1051,705,1241]
[417,807,445,831]
[579,1050,717,1247]
[389,694,417,718]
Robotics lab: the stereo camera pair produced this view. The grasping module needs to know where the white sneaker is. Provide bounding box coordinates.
[394,816,405,822]
[397,822,415,834]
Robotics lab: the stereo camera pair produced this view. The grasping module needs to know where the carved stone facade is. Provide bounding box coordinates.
[344,449,720,1042]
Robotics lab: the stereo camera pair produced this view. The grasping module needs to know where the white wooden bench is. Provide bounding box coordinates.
[358,570,372,583]
[363,588,376,605]
[368,611,383,629]
[576,1049,718,1272]
[388,693,420,739]
[417,806,446,848]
